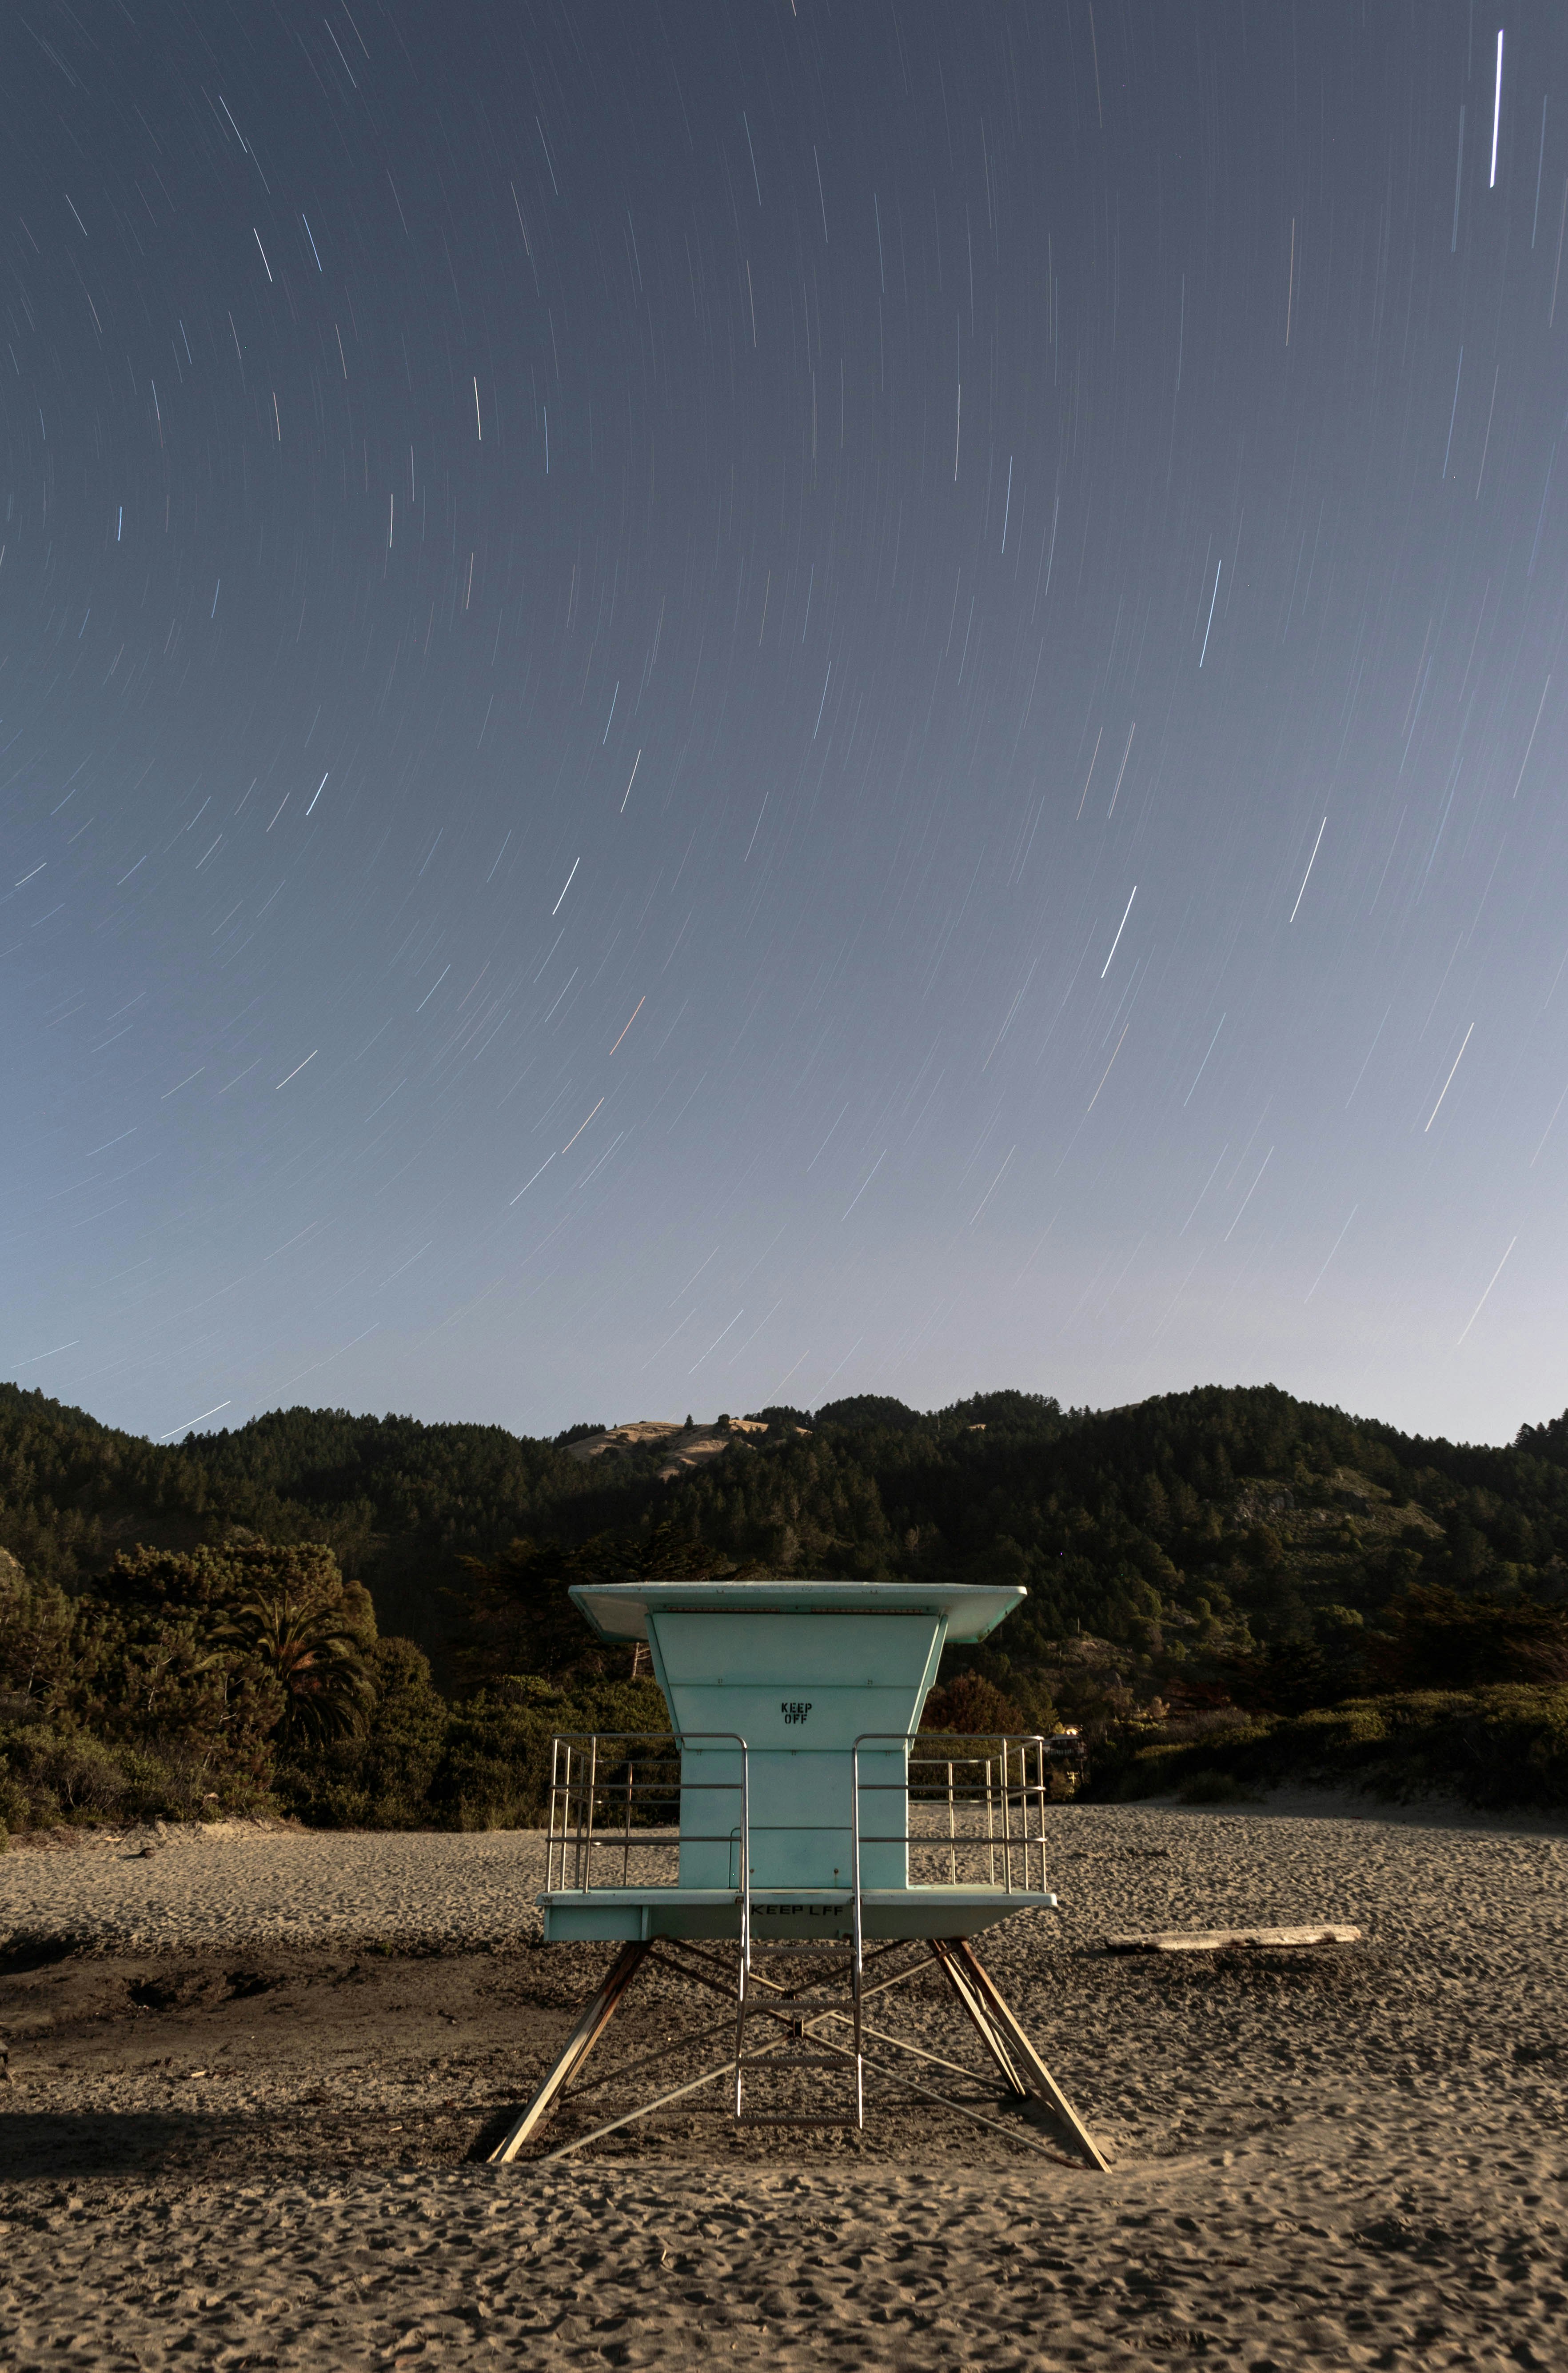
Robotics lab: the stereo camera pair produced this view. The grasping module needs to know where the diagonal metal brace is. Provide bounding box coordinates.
[929,1938,1028,2094]
[488,1938,652,2163]
[929,1935,1109,2172]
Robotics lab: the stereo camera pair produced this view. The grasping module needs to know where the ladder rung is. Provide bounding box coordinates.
[740,2000,849,2016]
[738,2054,848,2071]
[734,2115,863,2127]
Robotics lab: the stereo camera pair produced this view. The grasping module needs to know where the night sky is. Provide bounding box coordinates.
[4,4,1568,1448]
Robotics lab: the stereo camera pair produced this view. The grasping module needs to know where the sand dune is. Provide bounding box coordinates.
[3,1798,1565,2365]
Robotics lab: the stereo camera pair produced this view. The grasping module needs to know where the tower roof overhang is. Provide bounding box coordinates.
[568,1577,1024,1645]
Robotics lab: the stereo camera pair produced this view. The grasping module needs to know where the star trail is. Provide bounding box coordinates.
[3,4,1567,1447]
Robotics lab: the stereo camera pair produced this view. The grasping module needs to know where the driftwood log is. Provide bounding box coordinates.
[1102,1924,1361,1954]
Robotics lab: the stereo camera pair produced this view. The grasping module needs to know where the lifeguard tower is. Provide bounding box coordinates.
[490,1580,1106,2168]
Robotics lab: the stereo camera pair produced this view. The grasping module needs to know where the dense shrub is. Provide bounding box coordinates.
[0,1720,270,1826]
[919,1670,1032,1735]
[428,1675,670,1830]
[1103,1686,1568,1811]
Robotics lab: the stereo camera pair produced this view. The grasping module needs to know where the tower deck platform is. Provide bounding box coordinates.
[540,1881,1058,1943]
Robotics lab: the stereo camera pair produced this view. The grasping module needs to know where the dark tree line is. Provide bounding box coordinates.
[3,1377,1568,1831]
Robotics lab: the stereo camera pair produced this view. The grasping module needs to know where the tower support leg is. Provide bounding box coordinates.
[929,1935,1109,2171]
[488,1938,652,2163]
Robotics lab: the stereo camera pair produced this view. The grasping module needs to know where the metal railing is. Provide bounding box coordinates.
[850,1733,1054,1898]
[544,1731,750,1905]
[546,1730,1055,1900]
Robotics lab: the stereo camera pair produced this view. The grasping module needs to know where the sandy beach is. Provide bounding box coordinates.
[3,1798,1566,2366]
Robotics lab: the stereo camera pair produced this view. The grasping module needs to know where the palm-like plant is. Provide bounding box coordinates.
[225,1590,371,1745]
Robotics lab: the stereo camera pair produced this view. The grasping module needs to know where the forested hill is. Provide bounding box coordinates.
[5,1377,1568,1686]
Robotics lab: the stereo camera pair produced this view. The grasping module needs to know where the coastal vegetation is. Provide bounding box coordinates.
[1,1378,1566,1833]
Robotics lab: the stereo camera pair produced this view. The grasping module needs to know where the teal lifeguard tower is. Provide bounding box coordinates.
[491,1580,1105,2167]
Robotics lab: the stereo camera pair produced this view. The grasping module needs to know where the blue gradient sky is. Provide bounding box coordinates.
[4,4,1568,1446]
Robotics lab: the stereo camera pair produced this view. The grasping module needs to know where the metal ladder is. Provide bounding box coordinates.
[731,1962,866,2128]
[730,1747,866,2129]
